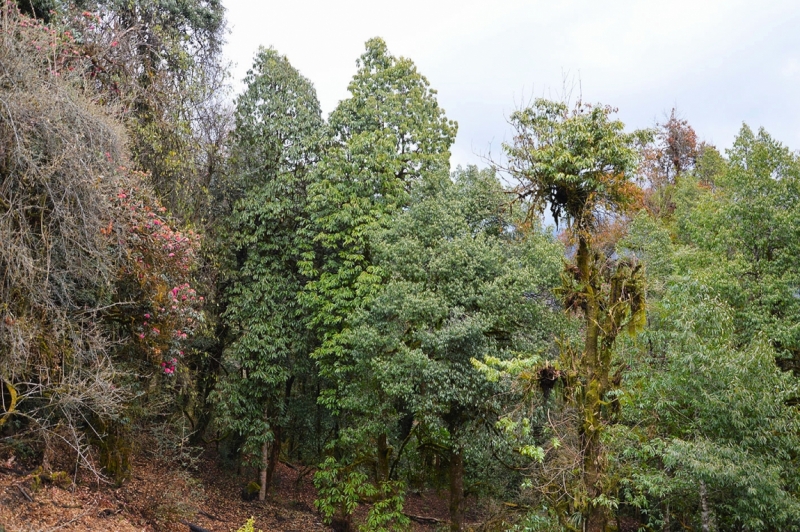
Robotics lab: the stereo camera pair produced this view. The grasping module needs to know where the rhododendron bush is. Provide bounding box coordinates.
[0,4,203,478]
[112,176,202,376]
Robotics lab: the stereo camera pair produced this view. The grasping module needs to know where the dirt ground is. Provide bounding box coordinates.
[0,450,475,532]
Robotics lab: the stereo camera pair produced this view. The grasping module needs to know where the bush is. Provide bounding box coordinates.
[0,3,200,479]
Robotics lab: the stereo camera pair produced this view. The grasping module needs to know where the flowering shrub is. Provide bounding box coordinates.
[112,173,203,375]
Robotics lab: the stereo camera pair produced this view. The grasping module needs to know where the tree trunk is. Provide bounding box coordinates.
[700,480,712,532]
[449,447,464,532]
[258,437,269,501]
[578,234,607,532]
[258,406,275,501]
[376,432,390,482]
[265,424,281,495]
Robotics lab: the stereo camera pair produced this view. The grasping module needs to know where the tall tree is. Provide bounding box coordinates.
[672,125,800,369]
[348,167,563,530]
[302,36,456,530]
[213,47,325,501]
[640,109,699,217]
[502,99,647,531]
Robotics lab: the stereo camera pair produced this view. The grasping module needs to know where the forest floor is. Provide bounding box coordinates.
[0,448,482,532]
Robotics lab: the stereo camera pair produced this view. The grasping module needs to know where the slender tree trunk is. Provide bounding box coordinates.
[700,480,712,532]
[449,447,464,532]
[258,437,269,501]
[662,501,670,532]
[259,402,270,502]
[265,424,281,495]
[376,432,390,482]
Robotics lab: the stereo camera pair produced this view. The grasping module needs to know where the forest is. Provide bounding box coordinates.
[2,1,800,531]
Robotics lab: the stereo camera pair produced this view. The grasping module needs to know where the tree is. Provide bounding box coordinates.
[639,109,699,217]
[301,38,456,526]
[0,6,200,479]
[213,48,325,501]
[501,99,648,531]
[348,167,563,530]
[614,257,800,530]
[672,125,800,370]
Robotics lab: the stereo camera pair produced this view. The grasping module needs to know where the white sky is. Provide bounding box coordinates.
[222,0,800,168]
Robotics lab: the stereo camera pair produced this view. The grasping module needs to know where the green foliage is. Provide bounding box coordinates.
[213,48,325,464]
[314,457,373,526]
[361,481,411,532]
[504,99,649,229]
[354,166,561,437]
[10,5,800,528]
[236,517,262,532]
[672,126,800,366]
[314,457,409,532]
[617,281,800,530]
[302,38,458,412]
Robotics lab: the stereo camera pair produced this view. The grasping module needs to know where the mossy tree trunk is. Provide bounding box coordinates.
[449,447,465,532]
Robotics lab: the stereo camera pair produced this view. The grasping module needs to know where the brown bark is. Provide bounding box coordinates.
[258,437,269,501]
[376,432,390,482]
[264,424,281,495]
[449,448,464,532]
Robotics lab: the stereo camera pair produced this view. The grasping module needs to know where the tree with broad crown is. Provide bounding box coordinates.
[345,167,562,531]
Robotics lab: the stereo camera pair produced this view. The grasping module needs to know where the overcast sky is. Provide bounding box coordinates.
[222,0,800,168]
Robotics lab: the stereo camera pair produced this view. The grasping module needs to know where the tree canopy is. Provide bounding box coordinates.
[4,6,800,531]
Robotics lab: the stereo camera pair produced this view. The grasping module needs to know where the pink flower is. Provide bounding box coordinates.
[144,313,150,319]
[168,253,175,257]
[138,333,145,339]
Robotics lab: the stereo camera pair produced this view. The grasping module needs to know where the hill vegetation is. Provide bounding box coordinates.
[3,3,800,531]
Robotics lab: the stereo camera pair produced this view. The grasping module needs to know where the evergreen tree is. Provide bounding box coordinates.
[302,37,456,530]
[214,48,325,501]
[348,167,563,530]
